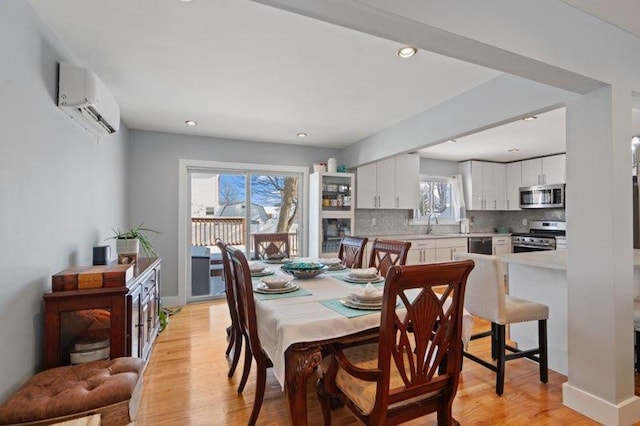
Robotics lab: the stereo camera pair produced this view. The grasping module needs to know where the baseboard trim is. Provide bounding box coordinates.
[563,382,640,425]
[161,296,181,308]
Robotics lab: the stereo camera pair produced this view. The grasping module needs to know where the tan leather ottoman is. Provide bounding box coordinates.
[0,357,143,426]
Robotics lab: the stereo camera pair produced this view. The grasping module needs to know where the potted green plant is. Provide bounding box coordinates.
[108,222,159,261]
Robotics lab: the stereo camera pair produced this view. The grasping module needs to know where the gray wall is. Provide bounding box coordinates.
[128,130,340,300]
[0,1,129,401]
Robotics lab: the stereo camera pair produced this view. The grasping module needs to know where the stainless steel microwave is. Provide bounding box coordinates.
[519,184,565,208]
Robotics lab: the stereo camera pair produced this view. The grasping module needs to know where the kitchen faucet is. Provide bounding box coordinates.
[425,213,439,234]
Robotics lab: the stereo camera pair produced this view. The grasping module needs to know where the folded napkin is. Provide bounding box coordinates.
[350,267,378,278]
[349,282,383,302]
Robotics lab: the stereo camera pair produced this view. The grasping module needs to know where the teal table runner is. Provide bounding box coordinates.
[254,287,312,301]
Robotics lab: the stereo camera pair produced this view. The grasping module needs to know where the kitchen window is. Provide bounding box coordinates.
[415,175,465,223]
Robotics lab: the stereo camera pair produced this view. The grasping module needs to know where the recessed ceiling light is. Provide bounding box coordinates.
[297,132,307,138]
[523,116,537,121]
[446,139,456,143]
[397,46,417,59]
[185,120,197,126]
[508,148,520,152]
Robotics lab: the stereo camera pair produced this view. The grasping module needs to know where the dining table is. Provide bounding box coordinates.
[250,261,473,425]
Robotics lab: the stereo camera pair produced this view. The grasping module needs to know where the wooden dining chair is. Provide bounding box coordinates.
[453,252,548,395]
[317,260,475,425]
[253,232,291,260]
[337,236,368,268]
[368,238,411,277]
[215,240,243,379]
[227,246,273,426]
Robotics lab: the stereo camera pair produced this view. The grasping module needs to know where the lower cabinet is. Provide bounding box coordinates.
[406,240,436,265]
[435,238,468,262]
[492,236,511,255]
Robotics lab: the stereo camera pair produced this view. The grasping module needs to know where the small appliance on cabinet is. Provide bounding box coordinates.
[309,172,355,258]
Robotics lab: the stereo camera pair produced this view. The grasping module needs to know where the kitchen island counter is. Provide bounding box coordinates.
[498,249,640,270]
[495,249,640,375]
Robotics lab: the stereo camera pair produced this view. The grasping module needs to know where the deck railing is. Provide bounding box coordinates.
[191,217,299,256]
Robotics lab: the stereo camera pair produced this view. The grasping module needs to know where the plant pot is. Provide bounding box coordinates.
[116,238,139,264]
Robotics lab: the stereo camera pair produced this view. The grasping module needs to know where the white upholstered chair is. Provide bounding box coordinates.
[453,252,548,395]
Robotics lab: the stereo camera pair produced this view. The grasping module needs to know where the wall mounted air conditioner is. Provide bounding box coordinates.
[57,62,120,135]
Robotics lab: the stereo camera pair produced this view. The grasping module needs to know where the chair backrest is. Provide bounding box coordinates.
[368,239,411,277]
[452,252,507,324]
[228,246,263,354]
[253,233,291,260]
[372,260,474,420]
[215,240,240,333]
[337,236,368,268]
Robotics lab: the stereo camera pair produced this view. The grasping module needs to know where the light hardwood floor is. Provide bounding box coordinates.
[135,300,601,425]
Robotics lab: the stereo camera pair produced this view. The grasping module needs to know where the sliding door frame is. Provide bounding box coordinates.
[178,159,309,307]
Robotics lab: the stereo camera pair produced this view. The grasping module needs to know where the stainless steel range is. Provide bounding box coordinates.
[511,220,566,253]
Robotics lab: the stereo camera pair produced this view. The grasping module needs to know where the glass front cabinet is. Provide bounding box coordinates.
[309,172,355,258]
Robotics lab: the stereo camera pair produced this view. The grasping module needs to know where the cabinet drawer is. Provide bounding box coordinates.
[410,240,436,249]
[492,236,510,245]
[434,238,467,249]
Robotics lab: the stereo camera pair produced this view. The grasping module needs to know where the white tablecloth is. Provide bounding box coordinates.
[254,268,473,389]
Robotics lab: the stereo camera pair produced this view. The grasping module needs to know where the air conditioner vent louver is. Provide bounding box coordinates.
[57,62,120,136]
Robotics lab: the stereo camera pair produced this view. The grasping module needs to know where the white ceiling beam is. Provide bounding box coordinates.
[251,0,604,94]
[342,74,577,167]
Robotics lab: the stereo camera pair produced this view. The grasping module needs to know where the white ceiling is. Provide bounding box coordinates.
[26,0,640,161]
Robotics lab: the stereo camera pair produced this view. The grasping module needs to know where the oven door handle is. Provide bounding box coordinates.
[512,243,555,250]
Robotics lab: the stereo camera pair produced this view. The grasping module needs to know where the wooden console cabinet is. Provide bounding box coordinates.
[43,258,161,369]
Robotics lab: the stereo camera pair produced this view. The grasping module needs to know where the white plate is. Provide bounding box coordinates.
[260,275,293,289]
[255,283,299,294]
[251,269,274,277]
[340,298,382,310]
[349,292,383,303]
[318,257,342,266]
[343,275,384,284]
[326,264,347,271]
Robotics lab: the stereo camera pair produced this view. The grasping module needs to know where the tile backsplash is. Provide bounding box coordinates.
[354,208,566,236]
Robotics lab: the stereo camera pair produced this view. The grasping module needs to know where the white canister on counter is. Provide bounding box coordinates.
[327,158,337,173]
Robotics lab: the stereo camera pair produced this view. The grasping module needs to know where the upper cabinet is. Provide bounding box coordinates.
[521,154,566,186]
[459,161,506,211]
[356,154,419,209]
[506,162,521,211]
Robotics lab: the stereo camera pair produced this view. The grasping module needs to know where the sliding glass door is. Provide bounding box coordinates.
[188,167,302,302]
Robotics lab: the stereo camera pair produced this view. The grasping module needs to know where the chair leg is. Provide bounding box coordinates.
[228,328,243,378]
[238,339,252,393]
[491,322,498,360]
[495,323,506,396]
[538,319,548,383]
[316,378,332,426]
[248,361,267,426]
[225,325,235,356]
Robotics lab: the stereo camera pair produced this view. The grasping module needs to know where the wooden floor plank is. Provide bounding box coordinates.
[135,300,610,425]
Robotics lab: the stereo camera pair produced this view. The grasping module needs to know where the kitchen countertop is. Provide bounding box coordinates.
[364,232,511,241]
[498,249,640,271]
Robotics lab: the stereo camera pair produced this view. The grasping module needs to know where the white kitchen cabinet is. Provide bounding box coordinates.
[459,161,506,211]
[506,162,522,211]
[521,154,566,186]
[309,172,355,258]
[356,154,419,209]
[492,236,511,256]
[406,239,436,265]
[434,238,468,262]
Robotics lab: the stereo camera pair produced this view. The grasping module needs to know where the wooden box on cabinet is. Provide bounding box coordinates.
[43,258,161,369]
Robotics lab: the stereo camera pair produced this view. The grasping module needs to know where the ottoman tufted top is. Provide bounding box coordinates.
[0,357,144,425]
